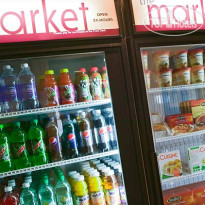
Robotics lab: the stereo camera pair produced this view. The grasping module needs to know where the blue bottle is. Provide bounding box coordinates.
[1,65,20,112]
[18,63,39,110]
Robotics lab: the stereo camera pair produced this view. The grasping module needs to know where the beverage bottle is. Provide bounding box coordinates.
[1,65,20,112]
[100,66,110,99]
[62,114,79,159]
[44,70,59,107]
[28,119,48,166]
[67,171,77,184]
[10,122,31,170]
[37,75,45,108]
[45,117,63,162]
[102,170,121,205]
[0,124,12,173]
[88,172,106,205]
[59,68,76,105]
[55,174,73,205]
[20,183,39,205]
[18,63,39,110]
[102,108,117,150]
[2,186,19,205]
[74,175,90,205]
[89,67,104,100]
[79,112,94,155]
[74,68,92,102]
[92,110,110,152]
[8,179,20,199]
[115,167,127,205]
[38,176,57,205]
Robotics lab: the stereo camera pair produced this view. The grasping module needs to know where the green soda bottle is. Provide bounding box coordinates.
[28,119,48,166]
[0,124,12,173]
[10,122,31,170]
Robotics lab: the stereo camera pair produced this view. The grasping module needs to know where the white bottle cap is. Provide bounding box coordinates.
[96,163,105,168]
[90,172,100,177]
[104,159,112,163]
[92,109,101,115]
[4,186,12,192]
[82,165,90,170]
[107,161,116,166]
[72,173,81,180]
[80,112,86,117]
[88,169,98,175]
[8,179,15,187]
[3,65,11,70]
[98,166,107,171]
[93,160,100,165]
[68,171,77,177]
[22,183,30,188]
[104,170,114,176]
[102,167,111,174]
[21,63,29,69]
[75,175,84,181]
[112,164,121,169]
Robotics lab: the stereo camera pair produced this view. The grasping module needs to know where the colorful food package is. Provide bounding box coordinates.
[151,113,162,124]
[163,187,193,205]
[165,114,194,135]
[188,145,205,173]
[141,51,148,70]
[158,150,183,179]
[160,69,172,87]
[174,50,188,69]
[144,70,151,88]
[191,182,205,205]
[172,67,191,85]
[188,49,203,67]
[191,66,205,84]
[153,50,170,70]
[153,123,167,139]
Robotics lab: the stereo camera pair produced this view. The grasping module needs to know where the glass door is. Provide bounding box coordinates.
[141,44,205,205]
[0,51,127,205]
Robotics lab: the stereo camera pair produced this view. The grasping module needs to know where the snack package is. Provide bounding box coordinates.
[153,123,167,139]
[188,145,205,173]
[191,182,205,205]
[158,150,183,179]
[165,114,194,135]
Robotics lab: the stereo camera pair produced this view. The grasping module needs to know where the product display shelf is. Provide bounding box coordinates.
[161,170,205,190]
[0,150,119,178]
[155,129,205,143]
[0,99,111,120]
[148,83,205,94]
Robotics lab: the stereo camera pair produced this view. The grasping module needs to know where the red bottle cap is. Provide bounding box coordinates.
[102,66,106,71]
[79,68,86,72]
[89,67,98,72]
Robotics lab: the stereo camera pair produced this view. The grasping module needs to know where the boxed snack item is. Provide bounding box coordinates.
[158,150,183,179]
[151,113,162,124]
[165,114,194,135]
[190,182,205,205]
[188,145,205,173]
[153,123,167,139]
[163,187,193,205]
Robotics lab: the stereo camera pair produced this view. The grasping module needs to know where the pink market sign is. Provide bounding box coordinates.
[131,0,205,35]
[0,0,119,43]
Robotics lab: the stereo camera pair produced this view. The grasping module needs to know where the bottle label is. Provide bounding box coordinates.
[91,191,106,205]
[10,143,27,159]
[105,187,121,205]
[119,186,127,204]
[107,125,114,142]
[0,144,9,162]
[57,194,73,205]
[31,139,45,155]
[81,130,93,146]
[40,200,56,205]
[44,86,59,106]
[102,73,110,98]
[90,74,104,100]
[19,81,37,100]
[94,126,109,144]
[68,133,77,149]
[49,136,60,155]
[2,85,18,102]
[79,78,91,101]
[76,195,89,205]
[59,85,76,104]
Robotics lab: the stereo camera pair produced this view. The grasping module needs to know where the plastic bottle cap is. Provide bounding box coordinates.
[107,161,115,166]
[4,186,12,192]
[90,172,100,177]
[60,68,69,73]
[78,68,86,73]
[75,175,84,181]
[32,119,38,124]
[8,179,15,187]
[112,164,120,168]
[68,171,77,177]
[96,164,105,168]
[59,175,65,181]
[88,170,98,175]
[0,124,4,129]
[22,183,30,188]
[45,70,54,75]
[89,67,98,72]
[3,65,11,70]
[102,66,107,71]
[92,110,101,115]
[21,63,29,69]
[14,122,21,127]
[50,117,55,122]
[93,160,100,165]
[103,108,112,113]
[104,170,114,176]
[80,112,86,117]
[102,167,111,173]
[118,167,122,173]
[98,166,107,171]
[72,173,80,179]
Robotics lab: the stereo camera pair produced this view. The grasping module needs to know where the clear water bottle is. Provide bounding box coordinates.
[20,183,39,205]
[55,174,73,205]
[18,63,39,110]
[1,65,20,112]
[38,176,57,205]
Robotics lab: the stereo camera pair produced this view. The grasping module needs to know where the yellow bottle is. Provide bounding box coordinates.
[74,175,90,205]
[88,172,106,205]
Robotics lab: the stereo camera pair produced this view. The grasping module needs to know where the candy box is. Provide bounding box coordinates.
[188,145,205,173]
[158,150,183,179]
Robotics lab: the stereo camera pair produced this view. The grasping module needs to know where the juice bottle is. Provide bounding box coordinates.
[88,172,106,205]
[2,186,19,205]
[67,171,77,185]
[59,68,76,105]
[74,175,90,205]
[89,67,104,100]
[100,66,110,99]
[74,68,92,102]
[0,124,12,173]
[102,170,121,205]
[37,75,45,108]
[44,70,59,107]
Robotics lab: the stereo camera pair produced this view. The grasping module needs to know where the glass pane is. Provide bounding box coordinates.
[0,52,127,205]
[141,44,205,204]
